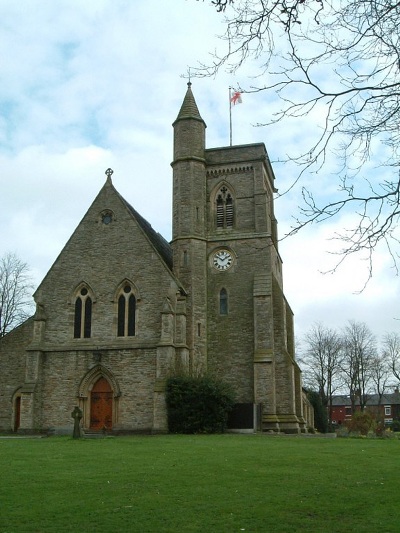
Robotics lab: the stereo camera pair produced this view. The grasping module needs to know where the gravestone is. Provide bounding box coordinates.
[71,406,83,439]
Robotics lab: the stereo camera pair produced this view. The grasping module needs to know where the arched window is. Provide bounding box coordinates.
[117,283,136,337]
[219,288,228,315]
[216,186,234,229]
[74,287,92,338]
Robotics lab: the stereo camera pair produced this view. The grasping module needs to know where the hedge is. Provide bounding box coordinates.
[166,376,235,434]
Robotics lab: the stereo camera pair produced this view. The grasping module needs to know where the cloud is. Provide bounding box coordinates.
[1,0,398,343]
[279,213,400,340]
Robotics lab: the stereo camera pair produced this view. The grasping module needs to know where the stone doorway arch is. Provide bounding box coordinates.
[78,365,121,431]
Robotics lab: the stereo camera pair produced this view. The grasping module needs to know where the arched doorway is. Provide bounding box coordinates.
[90,377,113,430]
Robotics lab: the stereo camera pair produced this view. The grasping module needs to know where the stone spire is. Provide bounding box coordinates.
[171,83,208,377]
[173,82,205,126]
[172,83,206,162]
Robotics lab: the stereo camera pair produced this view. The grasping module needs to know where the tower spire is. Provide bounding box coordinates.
[172,84,206,163]
[174,82,205,125]
[171,84,208,375]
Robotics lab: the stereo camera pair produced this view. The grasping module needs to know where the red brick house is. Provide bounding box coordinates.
[331,392,400,426]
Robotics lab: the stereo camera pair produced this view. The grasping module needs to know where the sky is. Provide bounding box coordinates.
[1,1,399,346]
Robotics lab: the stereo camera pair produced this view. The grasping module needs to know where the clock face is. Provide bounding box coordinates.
[213,250,233,271]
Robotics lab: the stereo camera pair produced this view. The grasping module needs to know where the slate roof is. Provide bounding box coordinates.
[122,198,173,271]
[332,393,400,406]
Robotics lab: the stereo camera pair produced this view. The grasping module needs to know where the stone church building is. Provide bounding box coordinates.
[0,84,313,434]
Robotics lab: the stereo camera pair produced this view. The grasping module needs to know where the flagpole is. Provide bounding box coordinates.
[229,87,233,146]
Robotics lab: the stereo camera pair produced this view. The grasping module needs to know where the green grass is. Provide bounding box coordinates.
[0,434,398,532]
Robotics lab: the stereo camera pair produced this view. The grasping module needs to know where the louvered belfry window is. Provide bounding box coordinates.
[216,186,234,229]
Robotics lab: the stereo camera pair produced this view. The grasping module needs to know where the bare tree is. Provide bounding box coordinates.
[197,0,400,278]
[0,252,34,337]
[341,320,376,412]
[370,352,392,406]
[382,331,400,384]
[300,322,343,427]
[200,0,234,12]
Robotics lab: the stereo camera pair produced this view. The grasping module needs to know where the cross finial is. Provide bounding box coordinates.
[105,168,113,182]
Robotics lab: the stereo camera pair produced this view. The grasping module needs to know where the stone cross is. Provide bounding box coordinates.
[71,406,83,439]
[105,168,114,182]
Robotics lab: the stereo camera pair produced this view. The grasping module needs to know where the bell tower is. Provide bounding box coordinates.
[171,83,208,374]
[170,83,307,433]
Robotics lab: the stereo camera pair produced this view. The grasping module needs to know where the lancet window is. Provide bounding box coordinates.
[117,283,136,337]
[74,286,92,338]
[219,288,228,315]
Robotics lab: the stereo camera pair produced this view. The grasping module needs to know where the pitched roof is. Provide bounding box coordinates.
[121,196,173,271]
[332,393,400,406]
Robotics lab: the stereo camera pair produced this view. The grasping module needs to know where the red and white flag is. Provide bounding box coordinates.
[230,90,242,105]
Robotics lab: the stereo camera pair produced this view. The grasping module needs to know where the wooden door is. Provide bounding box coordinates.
[14,396,21,432]
[90,377,113,430]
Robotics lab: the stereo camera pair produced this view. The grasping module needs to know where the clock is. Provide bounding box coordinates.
[213,250,233,271]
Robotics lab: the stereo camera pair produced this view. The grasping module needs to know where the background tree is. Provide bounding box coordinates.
[382,331,400,384]
[300,322,343,428]
[0,252,34,338]
[305,389,328,433]
[199,0,400,276]
[341,320,376,413]
[369,351,393,423]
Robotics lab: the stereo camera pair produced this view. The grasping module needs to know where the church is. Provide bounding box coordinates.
[0,84,313,434]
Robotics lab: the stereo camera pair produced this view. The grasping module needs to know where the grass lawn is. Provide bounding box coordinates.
[0,434,398,533]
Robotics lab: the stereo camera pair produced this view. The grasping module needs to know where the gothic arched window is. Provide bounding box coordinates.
[216,186,234,229]
[219,288,228,315]
[117,283,136,337]
[74,287,92,338]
